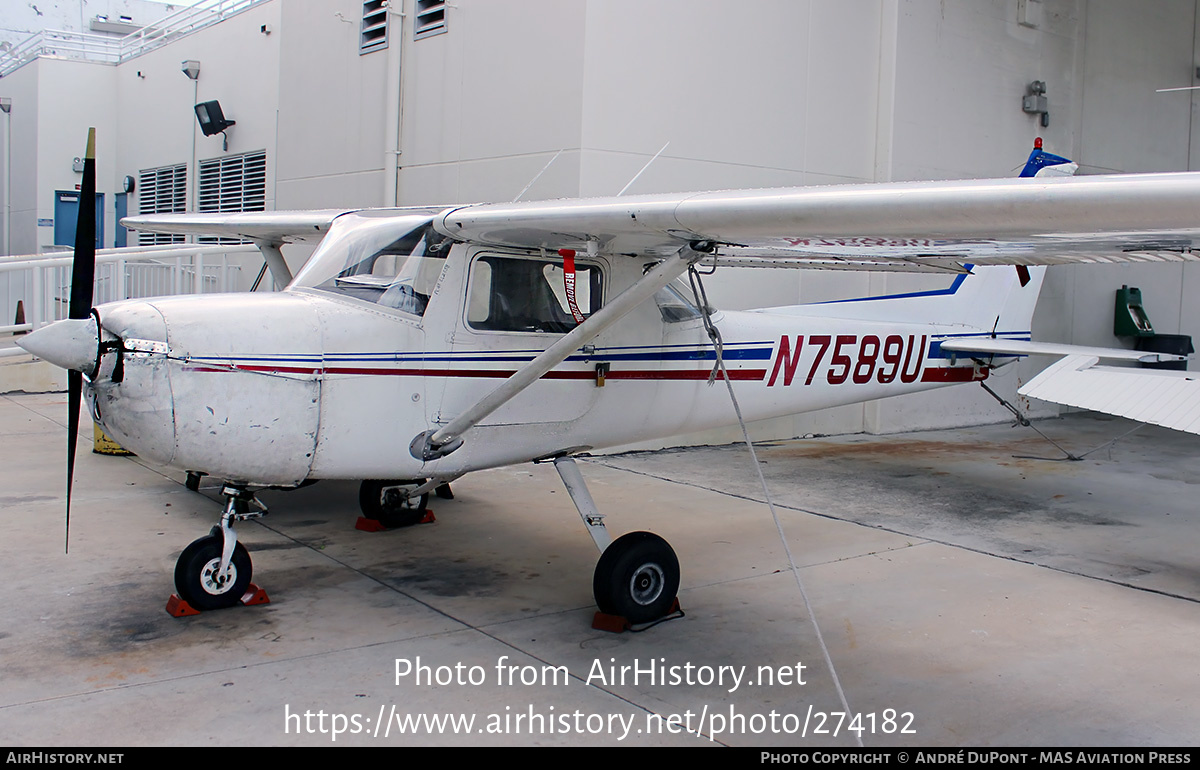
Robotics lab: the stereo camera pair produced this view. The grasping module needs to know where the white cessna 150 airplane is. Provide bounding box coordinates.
[19,134,1200,622]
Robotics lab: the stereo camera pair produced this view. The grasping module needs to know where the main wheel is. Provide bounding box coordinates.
[593,531,680,624]
[359,480,429,528]
[174,534,252,611]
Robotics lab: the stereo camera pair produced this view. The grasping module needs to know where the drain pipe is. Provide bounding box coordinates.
[382,2,405,207]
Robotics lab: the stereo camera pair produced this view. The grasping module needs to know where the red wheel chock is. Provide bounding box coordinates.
[165,595,201,617]
[241,584,271,606]
[591,598,682,633]
[354,510,436,532]
[166,583,271,617]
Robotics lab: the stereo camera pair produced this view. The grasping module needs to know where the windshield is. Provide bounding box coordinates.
[291,210,450,316]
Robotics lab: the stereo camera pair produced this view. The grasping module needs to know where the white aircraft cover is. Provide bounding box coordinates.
[1020,355,1200,435]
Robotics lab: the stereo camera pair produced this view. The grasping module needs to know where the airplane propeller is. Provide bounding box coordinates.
[15,130,106,553]
[63,128,99,552]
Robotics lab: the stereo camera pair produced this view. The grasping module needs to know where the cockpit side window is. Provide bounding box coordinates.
[467,255,603,333]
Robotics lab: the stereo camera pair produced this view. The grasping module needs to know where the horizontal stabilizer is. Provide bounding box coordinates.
[1020,355,1200,435]
[939,338,1186,363]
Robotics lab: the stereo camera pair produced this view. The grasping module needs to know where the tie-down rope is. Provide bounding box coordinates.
[687,265,863,747]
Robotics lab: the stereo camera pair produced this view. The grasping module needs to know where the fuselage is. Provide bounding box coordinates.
[82,231,1022,487]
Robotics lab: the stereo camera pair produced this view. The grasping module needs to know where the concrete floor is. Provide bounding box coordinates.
[2,390,1199,747]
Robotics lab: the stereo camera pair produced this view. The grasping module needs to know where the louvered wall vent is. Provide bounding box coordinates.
[361,0,389,54]
[137,163,186,245]
[198,150,267,244]
[414,0,446,39]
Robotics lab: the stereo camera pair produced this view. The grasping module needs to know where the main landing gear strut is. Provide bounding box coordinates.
[356,478,454,528]
[172,485,267,612]
[554,457,681,627]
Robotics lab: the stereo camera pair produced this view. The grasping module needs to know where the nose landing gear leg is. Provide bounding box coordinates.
[166,485,271,616]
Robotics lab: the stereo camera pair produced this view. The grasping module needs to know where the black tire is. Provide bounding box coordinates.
[174,534,252,611]
[359,479,429,528]
[593,531,680,624]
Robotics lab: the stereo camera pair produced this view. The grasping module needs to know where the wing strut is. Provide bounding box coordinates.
[253,240,293,289]
[409,244,706,461]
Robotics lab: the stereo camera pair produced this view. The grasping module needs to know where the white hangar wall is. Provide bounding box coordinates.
[1,61,42,257]
[275,0,393,210]
[1,0,1197,442]
[1050,0,1200,392]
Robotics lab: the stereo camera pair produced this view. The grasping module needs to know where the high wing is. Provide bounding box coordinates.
[434,172,1200,272]
[121,209,351,243]
[123,173,1200,271]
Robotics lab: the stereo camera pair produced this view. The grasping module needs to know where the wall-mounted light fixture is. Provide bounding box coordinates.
[0,97,10,114]
[180,60,200,80]
[195,100,235,135]
[195,100,236,151]
[1023,80,1049,127]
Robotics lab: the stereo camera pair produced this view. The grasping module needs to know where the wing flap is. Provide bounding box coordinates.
[1020,355,1200,434]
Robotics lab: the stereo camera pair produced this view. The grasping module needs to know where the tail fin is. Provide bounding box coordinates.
[1020,137,1078,177]
[786,264,1045,338]
[759,139,1071,333]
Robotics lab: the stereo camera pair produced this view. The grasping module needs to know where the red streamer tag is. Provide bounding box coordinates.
[559,249,585,324]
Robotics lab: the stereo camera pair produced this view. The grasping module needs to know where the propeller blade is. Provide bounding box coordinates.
[69,129,96,320]
[66,370,81,553]
[65,127,97,553]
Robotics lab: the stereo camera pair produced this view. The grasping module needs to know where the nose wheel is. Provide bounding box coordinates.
[174,533,252,611]
[170,485,267,613]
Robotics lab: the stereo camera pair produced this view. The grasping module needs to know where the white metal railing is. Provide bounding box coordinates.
[0,0,272,78]
[0,245,258,347]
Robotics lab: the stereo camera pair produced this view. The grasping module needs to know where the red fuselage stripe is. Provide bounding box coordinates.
[184,363,981,384]
[921,367,985,383]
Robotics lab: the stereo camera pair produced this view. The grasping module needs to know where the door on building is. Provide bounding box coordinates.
[54,191,104,249]
[114,193,127,248]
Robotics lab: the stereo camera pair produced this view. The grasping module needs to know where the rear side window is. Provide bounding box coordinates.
[467,255,602,333]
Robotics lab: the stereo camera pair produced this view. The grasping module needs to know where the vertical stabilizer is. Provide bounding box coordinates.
[765,263,1046,339]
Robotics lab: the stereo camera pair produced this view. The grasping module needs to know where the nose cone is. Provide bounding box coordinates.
[17,317,99,373]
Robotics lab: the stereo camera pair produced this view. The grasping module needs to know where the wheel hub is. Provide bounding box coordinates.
[629,562,665,606]
[199,558,237,596]
[382,486,415,510]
